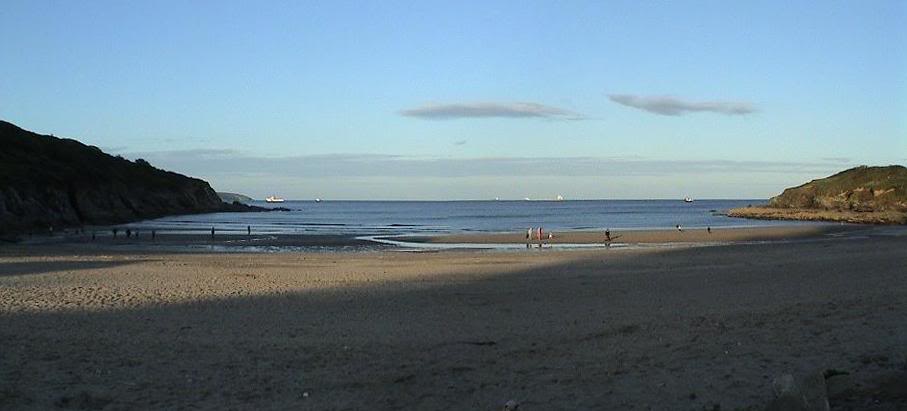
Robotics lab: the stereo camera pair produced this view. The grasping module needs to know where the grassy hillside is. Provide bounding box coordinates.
[217,192,255,203]
[729,165,907,224]
[768,165,907,212]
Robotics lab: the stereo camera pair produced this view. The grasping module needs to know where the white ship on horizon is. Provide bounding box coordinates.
[265,195,286,203]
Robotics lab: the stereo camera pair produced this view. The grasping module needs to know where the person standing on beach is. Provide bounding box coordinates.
[247,225,251,236]
[707,226,711,234]
[537,227,543,248]
[526,227,532,249]
[605,228,611,243]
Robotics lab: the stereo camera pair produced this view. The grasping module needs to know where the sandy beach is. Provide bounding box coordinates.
[1,226,906,410]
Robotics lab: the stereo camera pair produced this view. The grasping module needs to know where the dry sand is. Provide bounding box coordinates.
[1,227,906,410]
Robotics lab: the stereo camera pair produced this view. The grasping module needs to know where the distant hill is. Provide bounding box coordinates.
[0,120,256,233]
[729,166,907,224]
[768,165,907,212]
[217,192,254,203]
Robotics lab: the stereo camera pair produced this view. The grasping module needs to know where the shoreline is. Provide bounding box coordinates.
[3,233,384,255]
[394,224,860,245]
[728,206,907,225]
[3,224,869,254]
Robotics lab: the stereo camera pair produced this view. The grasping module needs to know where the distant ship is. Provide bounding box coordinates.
[265,195,286,203]
[684,197,694,203]
[315,198,322,203]
[556,195,565,201]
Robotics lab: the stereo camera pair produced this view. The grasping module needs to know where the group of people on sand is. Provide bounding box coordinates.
[525,227,553,248]
[522,224,714,249]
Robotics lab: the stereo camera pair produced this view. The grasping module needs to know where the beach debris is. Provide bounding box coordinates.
[766,372,829,411]
[394,374,416,383]
[302,391,309,398]
[55,391,112,409]
[772,374,796,397]
[502,399,520,410]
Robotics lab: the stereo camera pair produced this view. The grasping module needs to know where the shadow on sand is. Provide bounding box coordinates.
[1,237,906,410]
[0,259,148,278]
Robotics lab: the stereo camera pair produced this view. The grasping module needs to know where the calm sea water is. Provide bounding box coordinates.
[122,200,823,236]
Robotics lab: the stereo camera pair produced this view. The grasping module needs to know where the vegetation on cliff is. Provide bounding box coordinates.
[729,166,907,224]
[767,165,907,212]
[0,120,256,233]
[217,192,255,203]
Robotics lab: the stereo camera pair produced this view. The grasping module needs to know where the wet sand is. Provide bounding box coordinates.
[400,224,859,245]
[1,227,906,410]
[14,232,380,251]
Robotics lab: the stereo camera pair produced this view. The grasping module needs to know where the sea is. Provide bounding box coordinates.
[120,199,822,237]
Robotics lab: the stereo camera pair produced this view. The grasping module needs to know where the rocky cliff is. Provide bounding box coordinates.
[767,165,907,212]
[0,120,234,233]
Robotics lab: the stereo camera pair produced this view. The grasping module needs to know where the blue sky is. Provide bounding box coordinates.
[2,1,905,199]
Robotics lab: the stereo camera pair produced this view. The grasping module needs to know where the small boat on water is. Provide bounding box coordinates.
[684,197,694,203]
[556,195,565,201]
[315,198,322,203]
[266,195,286,203]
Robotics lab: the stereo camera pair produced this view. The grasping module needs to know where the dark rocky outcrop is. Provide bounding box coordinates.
[0,120,267,234]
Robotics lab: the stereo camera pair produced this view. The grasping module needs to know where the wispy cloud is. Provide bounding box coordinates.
[454,140,467,146]
[130,150,844,179]
[100,146,129,154]
[400,102,582,120]
[141,148,239,158]
[127,150,862,199]
[608,94,756,116]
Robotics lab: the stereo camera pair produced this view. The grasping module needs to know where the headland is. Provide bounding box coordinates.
[729,165,907,225]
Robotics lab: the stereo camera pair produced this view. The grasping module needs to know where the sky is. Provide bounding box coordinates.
[1,0,905,200]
